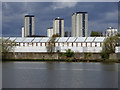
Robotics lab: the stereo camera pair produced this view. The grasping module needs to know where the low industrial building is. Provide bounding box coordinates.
[2,37,120,53]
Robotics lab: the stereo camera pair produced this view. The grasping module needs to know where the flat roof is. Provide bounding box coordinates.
[48,27,53,29]
[25,15,34,17]
[72,12,88,15]
[54,17,64,20]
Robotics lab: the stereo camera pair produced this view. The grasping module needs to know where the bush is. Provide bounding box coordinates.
[100,52,109,59]
[63,49,74,57]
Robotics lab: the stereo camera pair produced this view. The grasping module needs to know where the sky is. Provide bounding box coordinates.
[2,2,118,37]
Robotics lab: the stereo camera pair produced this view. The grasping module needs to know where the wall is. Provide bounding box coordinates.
[109,53,120,60]
[11,46,102,53]
[4,52,102,60]
[4,52,59,59]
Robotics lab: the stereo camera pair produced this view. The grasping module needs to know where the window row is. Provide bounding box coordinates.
[11,42,103,47]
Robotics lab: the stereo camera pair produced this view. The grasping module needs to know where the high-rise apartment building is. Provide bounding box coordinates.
[24,15,35,37]
[47,27,53,37]
[53,17,64,37]
[22,26,25,37]
[72,12,88,37]
[106,27,118,37]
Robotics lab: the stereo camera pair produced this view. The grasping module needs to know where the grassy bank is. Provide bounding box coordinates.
[2,59,120,63]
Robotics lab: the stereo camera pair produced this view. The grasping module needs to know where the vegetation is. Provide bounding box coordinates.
[85,53,92,59]
[90,31,101,37]
[46,34,60,53]
[1,38,14,52]
[63,49,74,57]
[101,36,120,59]
[1,38,15,59]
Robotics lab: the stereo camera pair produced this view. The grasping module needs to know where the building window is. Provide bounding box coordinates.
[23,43,25,46]
[95,43,97,47]
[16,43,19,46]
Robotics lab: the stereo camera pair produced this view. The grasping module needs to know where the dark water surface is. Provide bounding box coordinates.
[2,61,119,88]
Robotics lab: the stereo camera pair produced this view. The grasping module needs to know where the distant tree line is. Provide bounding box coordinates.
[90,31,103,37]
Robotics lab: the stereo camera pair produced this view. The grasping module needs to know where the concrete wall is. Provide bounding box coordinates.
[109,53,120,60]
[4,52,102,60]
[4,52,59,59]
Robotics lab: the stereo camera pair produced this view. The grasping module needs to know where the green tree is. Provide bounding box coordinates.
[101,36,120,59]
[90,31,101,37]
[64,49,74,57]
[1,38,15,58]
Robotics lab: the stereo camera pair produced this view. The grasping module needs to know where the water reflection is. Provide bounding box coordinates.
[2,62,118,88]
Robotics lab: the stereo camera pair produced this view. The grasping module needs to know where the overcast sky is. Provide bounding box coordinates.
[2,2,118,37]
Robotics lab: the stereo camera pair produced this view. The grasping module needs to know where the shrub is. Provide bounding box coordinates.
[64,49,74,57]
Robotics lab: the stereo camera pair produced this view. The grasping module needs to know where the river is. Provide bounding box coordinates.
[2,61,119,88]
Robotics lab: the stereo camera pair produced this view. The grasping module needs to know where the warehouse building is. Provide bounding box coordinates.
[2,37,120,53]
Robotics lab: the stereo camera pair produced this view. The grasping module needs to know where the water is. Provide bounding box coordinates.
[2,61,119,88]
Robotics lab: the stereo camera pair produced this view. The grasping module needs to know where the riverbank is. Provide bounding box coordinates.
[2,59,120,63]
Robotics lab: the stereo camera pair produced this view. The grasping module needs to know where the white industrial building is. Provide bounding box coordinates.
[3,37,120,53]
[106,27,118,37]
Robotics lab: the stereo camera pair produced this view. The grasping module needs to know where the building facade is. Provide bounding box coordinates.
[53,17,64,37]
[47,27,53,37]
[72,12,88,37]
[24,15,35,37]
[106,27,118,37]
[22,26,25,37]
[4,37,109,53]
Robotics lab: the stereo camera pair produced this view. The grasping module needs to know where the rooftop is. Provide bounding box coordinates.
[72,12,88,15]
[3,37,109,43]
[25,15,34,17]
[54,17,64,20]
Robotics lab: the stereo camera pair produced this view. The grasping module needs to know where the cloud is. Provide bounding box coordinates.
[104,10,118,22]
[52,2,78,10]
[2,2,118,37]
